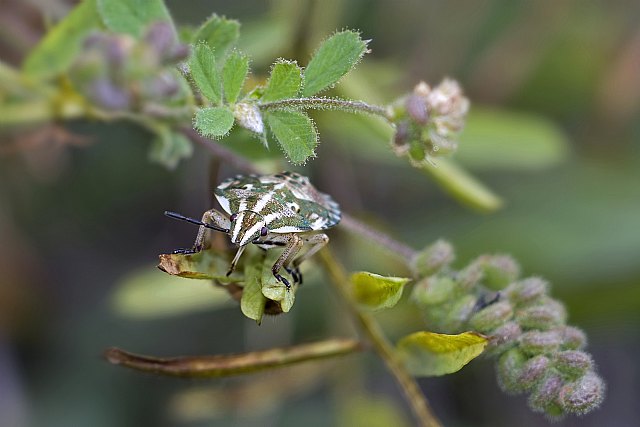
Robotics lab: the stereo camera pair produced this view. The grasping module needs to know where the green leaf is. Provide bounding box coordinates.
[23,0,103,79]
[148,128,193,169]
[266,111,317,164]
[350,272,409,311]
[302,31,368,97]
[261,60,302,102]
[194,107,235,138]
[194,14,240,59]
[222,50,249,104]
[260,251,295,312]
[189,43,222,104]
[397,331,488,377]
[241,256,267,324]
[111,266,229,319]
[457,108,570,171]
[97,0,174,36]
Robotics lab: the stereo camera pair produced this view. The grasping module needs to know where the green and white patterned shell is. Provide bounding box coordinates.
[215,172,341,233]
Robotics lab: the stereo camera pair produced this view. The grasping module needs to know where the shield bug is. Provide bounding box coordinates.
[166,172,341,289]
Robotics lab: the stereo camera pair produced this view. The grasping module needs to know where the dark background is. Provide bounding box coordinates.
[1,1,639,426]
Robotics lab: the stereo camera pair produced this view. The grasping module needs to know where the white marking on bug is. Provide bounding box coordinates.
[251,192,274,214]
[231,212,244,242]
[270,225,306,233]
[216,195,231,214]
[240,222,264,246]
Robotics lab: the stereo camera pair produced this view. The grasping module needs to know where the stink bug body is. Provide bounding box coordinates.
[166,172,341,289]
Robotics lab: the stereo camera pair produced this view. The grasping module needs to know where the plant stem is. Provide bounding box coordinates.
[340,213,417,260]
[259,97,391,121]
[105,338,362,378]
[319,249,442,427]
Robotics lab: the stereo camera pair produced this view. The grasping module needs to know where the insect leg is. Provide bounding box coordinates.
[271,233,303,290]
[172,209,230,254]
[292,234,329,268]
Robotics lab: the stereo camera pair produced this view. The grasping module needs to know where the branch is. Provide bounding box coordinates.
[105,338,363,378]
[318,249,442,427]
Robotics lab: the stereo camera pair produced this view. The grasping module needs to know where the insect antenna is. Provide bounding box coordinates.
[164,211,229,233]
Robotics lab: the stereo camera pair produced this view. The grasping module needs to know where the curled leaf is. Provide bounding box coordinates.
[350,271,409,311]
[397,331,488,376]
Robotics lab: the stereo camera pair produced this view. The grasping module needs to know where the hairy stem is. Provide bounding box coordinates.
[105,338,362,378]
[319,249,442,427]
[259,97,391,120]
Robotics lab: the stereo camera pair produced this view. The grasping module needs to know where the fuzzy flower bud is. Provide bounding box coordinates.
[496,348,526,393]
[233,102,265,135]
[554,350,593,380]
[506,277,548,306]
[411,239,455,277]
[558,372,605,415]
[528,373,564,417]
[515,297,567,330]
[469,301,514,333]
[519,330,563,356]
[411,275,457,306]
[476,254,520,291]
[487,321,521,355]
[456,261,484,292]
[517,355,550,392]
[557,326,587,350]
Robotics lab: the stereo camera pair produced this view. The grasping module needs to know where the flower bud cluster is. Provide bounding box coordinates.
[70,22,190,111]
[391,79,469,162]
[409,240,604,418]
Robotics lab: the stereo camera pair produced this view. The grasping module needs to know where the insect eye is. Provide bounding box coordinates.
[260,226,268,236]
[230,213,238,222]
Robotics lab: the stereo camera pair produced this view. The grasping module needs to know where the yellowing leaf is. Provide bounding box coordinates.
[350,271,409,311]
[157,250,242,283]
[397,331,488,376]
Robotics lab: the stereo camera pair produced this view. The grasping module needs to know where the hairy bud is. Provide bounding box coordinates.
[528,373,564,417]
[487,321,521,355]
[557,326,587,350]
[233,103,265,135]
[554,350,593,380]
[411,275,457,306]
[515,297,567,330]
[558,372,605,415]
[506,277,548,306]
[469,301,514,333]
[519,330,563,356]
[517,355,550,392]
[496,348,526,394]
[477,254,520,291]
[411,239,455,277]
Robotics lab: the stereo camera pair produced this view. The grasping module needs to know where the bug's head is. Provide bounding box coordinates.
[229,211,268,246]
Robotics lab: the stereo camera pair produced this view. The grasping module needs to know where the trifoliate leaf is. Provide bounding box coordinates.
[194,107,235,138]
[23,0,103,79]
[261,60,302,102]
[193,14,240,59]
[112,266,229,319]
[148,129,193,169]
[241,257,267,324]
[266,111,317,164]
[222,50,249,104]
[350,272,409,311]
[302,30,368,96]
[189,43,222,105]
[397,331,488,377]
[97,0,174,36]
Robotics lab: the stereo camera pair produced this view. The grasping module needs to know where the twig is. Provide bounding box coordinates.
[105,338,363,378]
[340,213,417,260]
[319,249,442,427]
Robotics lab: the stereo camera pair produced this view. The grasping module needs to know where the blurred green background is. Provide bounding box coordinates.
[1,0,639,426]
